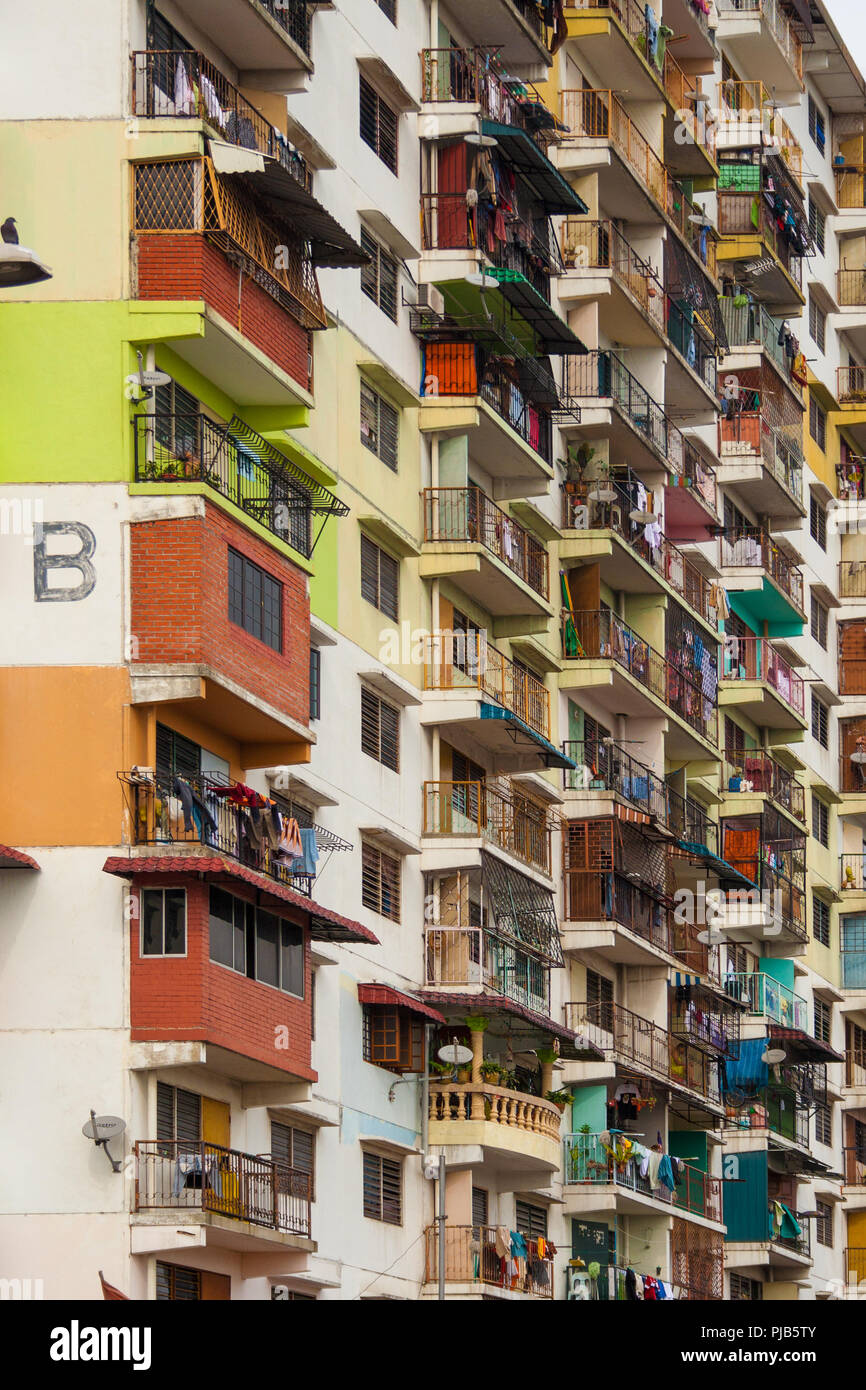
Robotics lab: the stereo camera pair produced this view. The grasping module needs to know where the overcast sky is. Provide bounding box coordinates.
[822,0,866,77]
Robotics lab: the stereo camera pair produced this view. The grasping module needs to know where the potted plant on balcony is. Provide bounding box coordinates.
[545,1088,571,1114]
[428,1060,451,1083]
[499,1068,518,1092]
[480,1059,501,1085]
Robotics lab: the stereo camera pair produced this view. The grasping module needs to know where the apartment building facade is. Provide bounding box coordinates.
[0,0,864,1302]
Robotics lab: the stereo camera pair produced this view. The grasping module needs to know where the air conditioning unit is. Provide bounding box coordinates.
[416,283,445,317]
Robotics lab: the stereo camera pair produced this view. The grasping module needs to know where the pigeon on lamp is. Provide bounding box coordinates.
[1,217,19,244]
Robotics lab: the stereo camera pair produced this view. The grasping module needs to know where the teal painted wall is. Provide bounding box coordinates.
[669,1130,707,1173]
[722,1149,768,1242]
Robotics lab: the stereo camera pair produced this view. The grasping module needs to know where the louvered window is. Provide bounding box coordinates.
[809,294,826,354]
[810,493,827,547]
[310,646,321,721]
[812,795,829,847]
[362,1151,402,1223]
[270,1121,315,1198]
[515,1200,547,1241]
[361,687,400,771]
[156,723,201,779]
[228,548,282,652]
[586,968,613,1028]
[375,0,397,21]
[812,691,829,748]
[808,198,826,255]
[472,1187,489,1226]
[811,593,828,649]
[140,887,187,956]
[362,1004,423,1073]
[359,76,398,173]
[156,1081,201,1145]
[816,1200,833,1247]
[360,228,398,321]
[725,717,745,753]
[360,534,399,619]
[814,998,832,1045]
[361,841,401,920]
[360,380,399,471]
[156,1262,201,1301]
[815,1101,831,1145]
[808,95,826,155]
[813,895,831,947]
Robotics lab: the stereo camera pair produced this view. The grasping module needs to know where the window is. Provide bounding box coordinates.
[810,494,827,549]
[361,686,400,771]
[360,379,399,471]
[808,95,826,155]
[270,1120,315,1199]
[812,691,829,749]
[586,968,614,1026]
[209,887,304,997]
[810,593,828,649]
[362,1003,423,1073]
[153,375,202,460]
[375,0,397,20]
[813,895,831,947]
[360,228,398,321]
[360,533,399,619]
[472,1187,489,1227]
[228,548,282,652]
[815,1101,832,1147]
[809,294,826,354]
[361,840,401,921]
[362,1151,402,1223]
[815,1200,834,1248]
[156,1082,201,1145]
[156,723,201,779]
[515,1200,547,1241]
[809,397,827,451]
[814,997,832,1045]
[156,1262,229,1301]
[730,1273,762,1301]
[310,646,321,721]
[812,795,829,847]
[808,198,826,255]
[140,887,186,957]
[359,76,398,173]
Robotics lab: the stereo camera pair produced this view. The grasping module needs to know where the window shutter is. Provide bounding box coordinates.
[472,1187,489,1227]
[515,1200,547,1241]
[363,1151,382,1218]
[156,1081,175,1143]
[175,1087,202,1145]
[379,548,399,621]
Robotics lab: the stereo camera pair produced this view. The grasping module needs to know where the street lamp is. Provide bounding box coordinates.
[0,232,52,288]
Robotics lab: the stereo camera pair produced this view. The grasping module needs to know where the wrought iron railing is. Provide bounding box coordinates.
[423,1224,553,1297]
[131,51,311,188]
[563,1131,722,1221]
[718,296,802,388]
[423,928,550,1015]
[842,853,866,890]
[419,192,561,298]
[722,749,805,823]
[724,1089,809,1148]
[423,487,549,599]
[717,80,803,187]
[562,740,718,850]
[423,780,551,875]
[844,1148,866,1185]
[717,407,804,504]
[562,609,717,743]
[421,631,550,739]
[669,982,740,1055]
[420,344,554,462]
[420,46,553,143]
[562,349,675,469]
[846,1041,866,1089]
[563,1001,721,1103]
[727,971,808,1031]
[562,861,713,976]
[838,365,866,402]
[717,0,802,80]
[838,268,866,306]
[721,635,804,716]
[717,191,802,284]
[719,527,804,611]
[835,167,866,211]
[134,1139,311,1235]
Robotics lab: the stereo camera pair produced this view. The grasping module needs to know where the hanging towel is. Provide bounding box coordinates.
[291,827,319,877]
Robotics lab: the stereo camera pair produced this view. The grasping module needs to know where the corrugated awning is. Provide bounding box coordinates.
[487,268,587,355]
[0,844,39,869]
[102,855,379,945]
[769,1025,845,1065]
[673,839,759,890]
[480,703,577,770]
[219,154,370,268]
[481,122,589,214]
[421,991,577,1044]
[357,983,445,1024]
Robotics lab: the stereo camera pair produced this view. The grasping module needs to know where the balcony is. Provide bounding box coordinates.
[669,982,741,1056]
[660,52,716,178]
[562,1001,723,1109]
[423,779,552,877]
[840,561,866,598]
[424,926,554,1017]
[720,635,805,727]
[421,193,562,307]
[838,268,866,307]
[721,749,805,824]
[845,1149,866,1187]
[428,1082,562,1172]
[422,632,550,741]
[161,0,314,90]
[420,47,554,141]
[724,1087,810,1150]
[717,191,804,307]
[561,609,718,749]
[716,81,804,191]
[717,0,803,96]
[422,1224,553,1300]
[835,167,866,211]
[838,366,866,405]
[133,1139,312,1244]
[727,971,808,1031]
[132,412,347,559]
[718,296,805,401]
[842,854,866,892]
[846,1044,866,1091]
[562,741,717,848]
[562,476,713,628]
[562,0,668,100]
[716,408,804,521]
[421,486,550,615]
[718,527,805,630]
[131,51,311,188]
[563,1131,722,1222]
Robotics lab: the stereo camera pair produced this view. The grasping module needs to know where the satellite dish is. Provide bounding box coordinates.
[697,927,727,945]
[464,271,499,291]
[81,1115,126,1141]
[629,509,658,524]
[761,1047,787,1065]
[850,750,866,765]
[438,1043,474,1066]
[465,131,498,148]
[588,486,617,502]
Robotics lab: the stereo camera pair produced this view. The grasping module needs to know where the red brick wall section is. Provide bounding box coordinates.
[130,877,316,1082]
[130,502,310,727]
[136,235,311,391]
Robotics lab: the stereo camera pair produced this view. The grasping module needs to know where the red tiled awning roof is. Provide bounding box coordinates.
[102,855,379,945]
[769,1026,845,1064]
[0,845,39,870]
[357,983,446,1025]
[420,992,576,1043]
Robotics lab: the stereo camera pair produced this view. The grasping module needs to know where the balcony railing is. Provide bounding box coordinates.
[421,631,550,739]
[420,193,561,299]
[840,561,866,598]
[718,407,804,505]
[722,749,805,823]
[718,0,802,81]
[562,350,674,469]
[719,527,804,611]
[132,155,326,329]
[563,1131,722,1221]
[718,191,802,284]
[838,268,866,306]
[681,437,719,515]
[842,853,866,890]
[429,1082,562,1142]
[666,179,718,278]
[131,51,311,189]
[725,1089,809,1148]
[838,366,866,403]
[423,780,551,875]
[563,859,713,976]
[662,52,715,165]
[718,296,803,389]
[727,971,808,1031]
[424,928,551,1015]
[846,1045,866,1090]
[421,344,554,463]
[561,88,667,206]
[423,1224,553,1297]
[844,1149,866,1185]
[563,1001,721,1104]
[134,1139,311,1236]
[562,609,718,744]
[718,80,803,187]
[721,635,805,717]
[260,0,312,53]
[562,740,718,849]
[422,487,549,600]
[562,477,712,624]
[420,47,552,144]
[835,166,866,211]
[770,1215,811,1257]
[131,412,349,558]
[119,770,320,895]
[669,983,740,1055]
